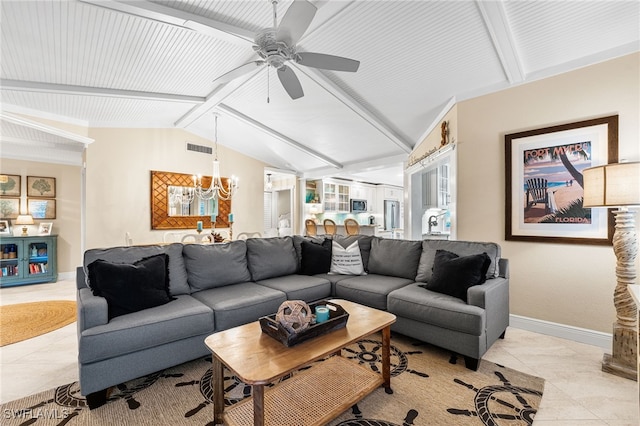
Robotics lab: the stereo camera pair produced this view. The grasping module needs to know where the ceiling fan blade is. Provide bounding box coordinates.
[297,52,360,72]
[276,0,317,46]
[213,61,265,85]
[277,66,304,100]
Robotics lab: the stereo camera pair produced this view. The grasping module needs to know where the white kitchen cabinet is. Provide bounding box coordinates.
[383,186,402,200]
[351,183,376,212]
[323,180,350,212]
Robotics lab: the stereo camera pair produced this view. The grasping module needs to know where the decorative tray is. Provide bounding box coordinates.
[259,300,349,347]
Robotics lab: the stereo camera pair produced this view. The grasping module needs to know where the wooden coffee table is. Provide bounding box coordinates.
[204,299,396,426]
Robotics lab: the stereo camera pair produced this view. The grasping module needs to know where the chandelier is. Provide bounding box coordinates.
[169,186,195,207]
[193,113,239,201]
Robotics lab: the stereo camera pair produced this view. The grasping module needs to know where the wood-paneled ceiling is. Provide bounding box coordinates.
[1,0,638,186]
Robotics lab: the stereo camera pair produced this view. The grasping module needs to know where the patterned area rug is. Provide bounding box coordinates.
[0,301,76,347]
[0,333,544,425]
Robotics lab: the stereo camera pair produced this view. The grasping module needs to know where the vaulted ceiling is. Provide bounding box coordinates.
[1,0,638,186]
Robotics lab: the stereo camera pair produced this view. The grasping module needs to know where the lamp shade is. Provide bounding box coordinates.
[583,162,640,207]
[15,214,34,225]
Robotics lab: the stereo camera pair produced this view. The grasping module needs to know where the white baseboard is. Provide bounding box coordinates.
[57,271,75,281]
[510,314,612,350]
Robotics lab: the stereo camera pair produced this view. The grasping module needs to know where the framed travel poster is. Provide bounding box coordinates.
[505,115,617,245]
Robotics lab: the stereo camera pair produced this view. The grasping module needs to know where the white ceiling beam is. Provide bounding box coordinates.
[1,79,205,104]
[1,113,94,145]
[217,103,343,170]
[77,0,254,45]
[292,64,414,154]
[303,153,407,181]
[173,63,264,128]
[476,0,525,83]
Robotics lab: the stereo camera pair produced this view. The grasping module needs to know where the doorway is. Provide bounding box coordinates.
[263,170,296,237]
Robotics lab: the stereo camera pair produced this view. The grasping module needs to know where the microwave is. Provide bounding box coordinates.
[350,199,367,213]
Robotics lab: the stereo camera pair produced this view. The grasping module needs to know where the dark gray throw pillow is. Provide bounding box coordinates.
[420,249,491,302]
[87,253,175,320]
[300,238,332,275]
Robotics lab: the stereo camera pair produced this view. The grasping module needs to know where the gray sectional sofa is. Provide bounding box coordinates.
[76,235,509,408]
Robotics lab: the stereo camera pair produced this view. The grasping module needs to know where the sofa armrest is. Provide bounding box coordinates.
[76,266,87,289]
[498,258,509,279]
[77,287,108,331]
[467,277,510,344]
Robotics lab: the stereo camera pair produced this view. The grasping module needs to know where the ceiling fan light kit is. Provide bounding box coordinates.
[211,0,360,100]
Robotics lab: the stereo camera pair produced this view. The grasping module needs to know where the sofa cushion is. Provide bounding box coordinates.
[420,250,491,302]
[367,238,422,280]
[300,238,332,275]
[256,275,331,302]
[192,282,286,331]
[333,235,373,271]
[83,243,190,295]
[329,240,365,275]
[312,272,357,295]
[416,240,501,282]
[387,283,485,336]
[183,240,252,291]
[246,237,298,281]
[78,294,213,364]
[335,274,413,310]
[87,254,175,320]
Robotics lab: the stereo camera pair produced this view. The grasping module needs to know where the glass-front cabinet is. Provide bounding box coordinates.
[323,181,350,212]
[0,235,57,287]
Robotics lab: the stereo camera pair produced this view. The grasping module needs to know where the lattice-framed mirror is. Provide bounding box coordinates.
[150,170,231,230]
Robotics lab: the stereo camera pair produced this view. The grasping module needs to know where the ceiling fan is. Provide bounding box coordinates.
[212,0,360,100]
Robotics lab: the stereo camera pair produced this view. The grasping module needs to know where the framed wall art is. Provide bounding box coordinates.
[505,115,617,245]
[38,222,53,236]
[28,198,56,219]
[0,174,21,197]
[27,176,56,198]
[0,220,10,235]
[0,198,20,219]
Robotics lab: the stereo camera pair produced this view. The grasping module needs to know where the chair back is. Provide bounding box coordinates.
[323,219,337,236]
[525,178,550,213]
[344,218,360,236]
[236,232,262,240]
[305,219,317,237]
[181,233,209,244]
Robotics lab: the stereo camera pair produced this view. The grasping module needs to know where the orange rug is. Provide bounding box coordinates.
[0,300,76,346]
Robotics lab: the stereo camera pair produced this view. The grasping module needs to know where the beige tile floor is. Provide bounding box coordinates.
[1,279,639,425]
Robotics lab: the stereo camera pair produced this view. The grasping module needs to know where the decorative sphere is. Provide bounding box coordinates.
[276,300,312,334]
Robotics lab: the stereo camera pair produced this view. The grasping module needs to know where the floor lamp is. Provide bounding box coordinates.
[583,161,640,381]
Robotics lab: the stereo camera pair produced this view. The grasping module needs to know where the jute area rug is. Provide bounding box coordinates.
[0,332,544,426]
[0,300,76,347]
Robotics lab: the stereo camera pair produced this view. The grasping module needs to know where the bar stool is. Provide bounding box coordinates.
[305,219,317,236]
[323,219,337,236]
[344,218,360,236]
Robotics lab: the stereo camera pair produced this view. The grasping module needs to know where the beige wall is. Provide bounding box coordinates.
[85,127,268,249]
[455,53,639,333]
[0,158,82,276]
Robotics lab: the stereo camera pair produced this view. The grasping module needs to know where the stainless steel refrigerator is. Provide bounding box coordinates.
[384,200,400,230]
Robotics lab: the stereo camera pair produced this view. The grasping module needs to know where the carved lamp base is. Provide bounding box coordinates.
[602,323,637,381]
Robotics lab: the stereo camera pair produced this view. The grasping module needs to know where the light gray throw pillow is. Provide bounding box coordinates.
[246,237,298,281]
[367,238,422,280]
[183,240,252,291]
